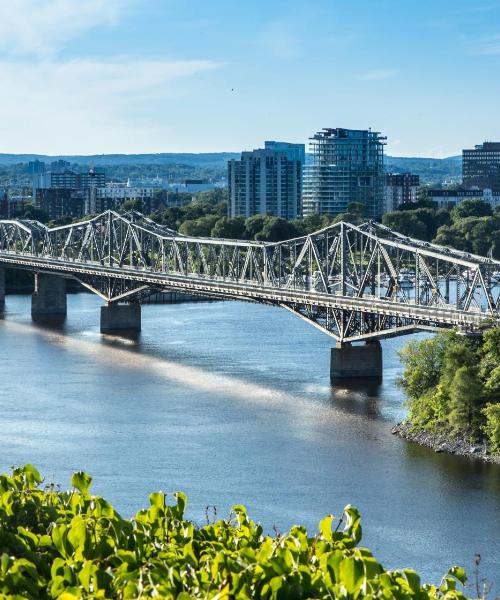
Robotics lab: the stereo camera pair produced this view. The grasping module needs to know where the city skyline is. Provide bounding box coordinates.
[0,0,499,157]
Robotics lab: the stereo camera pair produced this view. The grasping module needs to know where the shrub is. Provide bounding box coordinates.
[0,466,469,599]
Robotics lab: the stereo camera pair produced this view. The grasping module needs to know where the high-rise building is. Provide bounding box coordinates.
[50,170,80,189]
[28,160,48,198]
[462,142,500,190]
[35,188,87,220]
[50,160,71,173]
[80,167,106,188]
[302,128,386,218]
[228,147,302,219]
[50,167,106,189]
[264,141,305,164]
[383,173,420,213]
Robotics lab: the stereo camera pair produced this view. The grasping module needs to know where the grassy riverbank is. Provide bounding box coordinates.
[0,465,475,599]
[396,329,500,461]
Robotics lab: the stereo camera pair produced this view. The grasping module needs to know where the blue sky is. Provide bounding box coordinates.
[0,0,499,156]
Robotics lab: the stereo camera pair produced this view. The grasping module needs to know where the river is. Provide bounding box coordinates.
[0,293,499,593]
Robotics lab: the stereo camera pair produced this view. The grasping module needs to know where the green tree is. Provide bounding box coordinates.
[121,198,143,212]
[448,366,483,434]
[244,214,267,239]
[399,335,450,400]
[382,211,428,239]
[179,215,219,236]
[452,199,492,220]
[211,216,246,239]
[254,216,300,242]
[482,403,500,453]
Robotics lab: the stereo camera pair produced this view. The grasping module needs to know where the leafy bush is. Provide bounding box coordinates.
[0,465,470,599]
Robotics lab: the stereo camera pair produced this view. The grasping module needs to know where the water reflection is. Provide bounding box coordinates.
[31,315,67,330]
[330,380,382,419]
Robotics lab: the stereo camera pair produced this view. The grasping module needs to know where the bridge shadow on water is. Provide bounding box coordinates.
[329,378,383,419]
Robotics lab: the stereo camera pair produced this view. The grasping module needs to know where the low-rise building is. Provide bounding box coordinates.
[428,188,500,209]
[86,185,160,214]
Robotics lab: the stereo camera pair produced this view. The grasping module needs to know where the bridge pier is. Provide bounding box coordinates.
[31,273,67,318]
[100,302,141,334]
[0,267,4,312]
[330,340,382,381]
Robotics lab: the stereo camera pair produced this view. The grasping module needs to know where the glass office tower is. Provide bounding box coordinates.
[302,128,386,219]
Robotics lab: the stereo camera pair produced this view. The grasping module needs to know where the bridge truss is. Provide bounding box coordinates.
[0,210,499,342]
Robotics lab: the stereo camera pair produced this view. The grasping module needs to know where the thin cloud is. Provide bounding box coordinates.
[358,69,399,81]
[0,0,129,57]
[475,34,500,55]
[259,21,302,59]
[0,59,220,154]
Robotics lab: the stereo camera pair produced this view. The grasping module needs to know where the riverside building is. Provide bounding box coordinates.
[302,128,386,219]
[228,143,304,219]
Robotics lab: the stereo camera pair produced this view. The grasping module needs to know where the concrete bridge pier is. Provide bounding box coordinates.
[0,267,5,312]
[100,302,141,334]
[31,273,67,318]
[330,340,382,381]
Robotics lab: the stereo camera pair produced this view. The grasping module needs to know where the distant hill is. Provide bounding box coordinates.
[385,155,461,184]
[0,152,462,185]
[0,153,241,167]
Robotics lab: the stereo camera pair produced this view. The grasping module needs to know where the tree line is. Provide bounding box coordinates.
[382,196,500,259]
[150,189,367,242]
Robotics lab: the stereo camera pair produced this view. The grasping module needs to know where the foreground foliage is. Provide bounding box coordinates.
[0,466,471,599]
[399,328,500,452]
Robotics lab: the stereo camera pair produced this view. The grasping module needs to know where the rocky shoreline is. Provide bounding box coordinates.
[392,422,500,464]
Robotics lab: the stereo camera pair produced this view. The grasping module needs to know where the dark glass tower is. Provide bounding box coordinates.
[462,142,500,190]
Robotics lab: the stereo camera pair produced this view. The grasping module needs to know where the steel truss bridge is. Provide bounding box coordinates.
[0,210,499,343]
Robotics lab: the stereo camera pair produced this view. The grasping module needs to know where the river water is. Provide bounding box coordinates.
[0,293,499,592]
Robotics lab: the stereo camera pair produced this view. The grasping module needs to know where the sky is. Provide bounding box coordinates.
[0,0,499,157]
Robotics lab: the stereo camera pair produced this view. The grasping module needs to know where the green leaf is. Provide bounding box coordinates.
[343,504,362,544]
[67,516,87,557]
[71,471,92,494]
[174,491,187,518]
[23,464,42,486]
[448,565,467,585]
[149,491,165,509]
[319,514,334,542]
[339,556,364,594]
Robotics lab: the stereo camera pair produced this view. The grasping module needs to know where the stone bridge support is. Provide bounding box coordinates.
[330,340,382,381]
[31,273,67,317]
[0,267,5,314]
[100,302,141,334]
[0,267,5,312]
